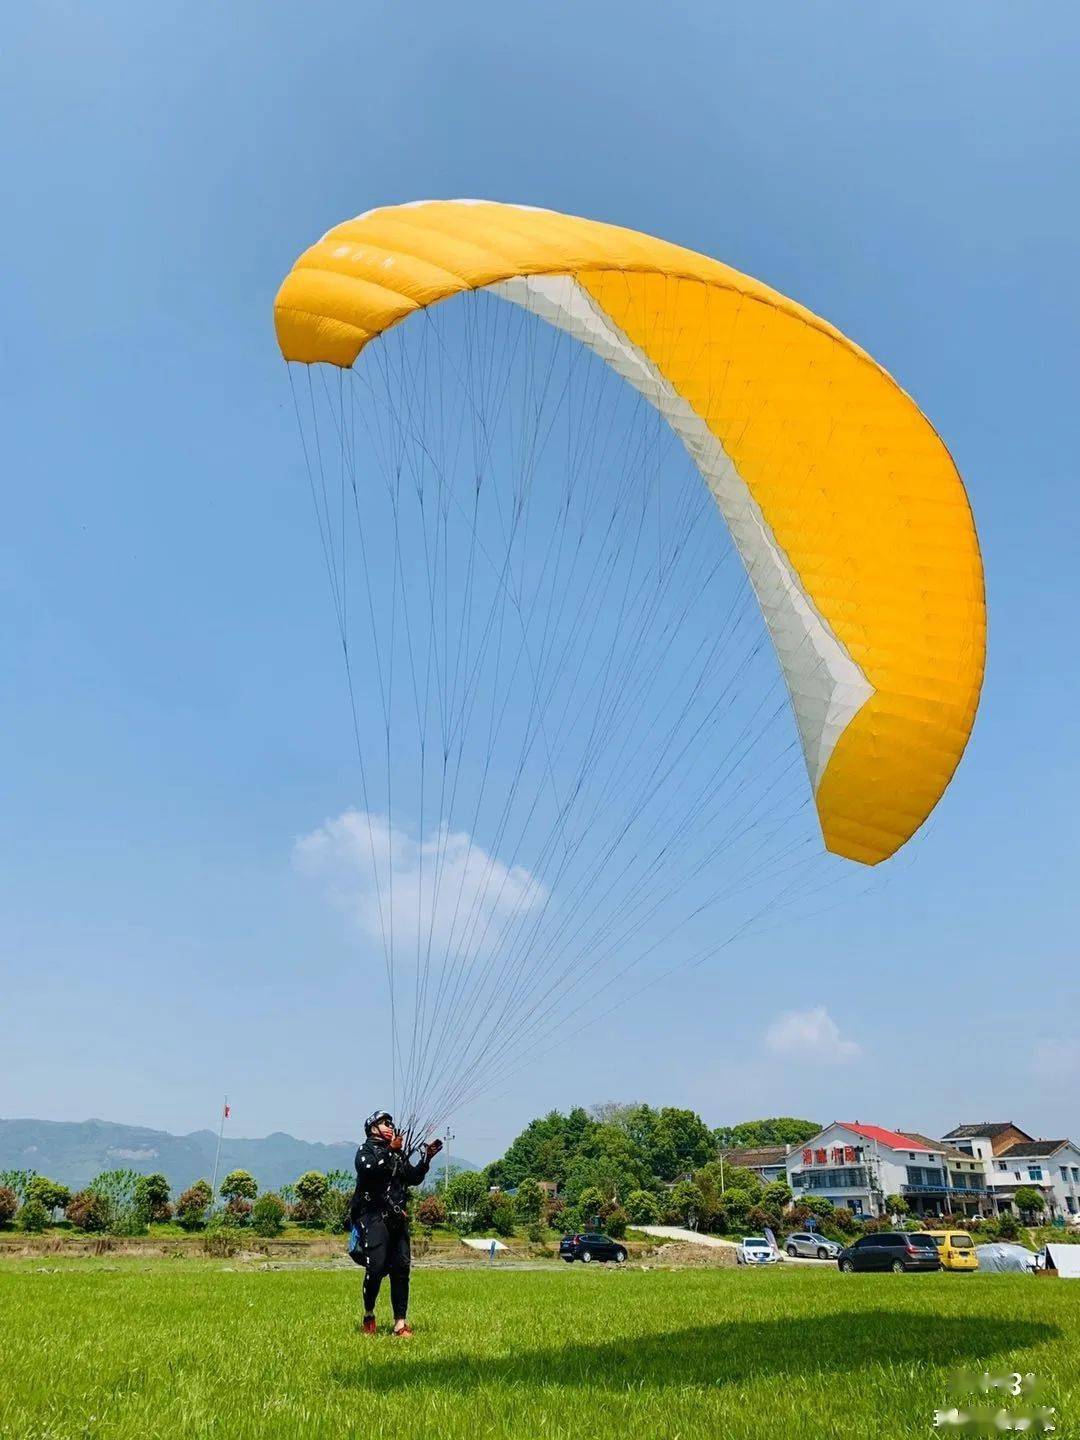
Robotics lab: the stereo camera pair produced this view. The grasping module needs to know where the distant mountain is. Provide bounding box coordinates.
[0,1118,480,1194]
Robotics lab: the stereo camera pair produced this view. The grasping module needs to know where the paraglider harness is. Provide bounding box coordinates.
[348,1192,410,1267]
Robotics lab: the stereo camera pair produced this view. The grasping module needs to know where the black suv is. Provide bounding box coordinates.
[559,1231,628,1264]
[837,1232,941,1273]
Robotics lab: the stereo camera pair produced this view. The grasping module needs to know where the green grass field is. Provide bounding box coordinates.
[2,1258,1075,1439]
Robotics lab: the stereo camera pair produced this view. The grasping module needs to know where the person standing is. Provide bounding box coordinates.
[349,1111,442,1337]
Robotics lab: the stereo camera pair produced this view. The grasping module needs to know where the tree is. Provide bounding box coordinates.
[803,1195,836,1220]
[18,1198,50,1233]
[545,1194,566,1229]
[322,1170,353,1232]
[513,1179,544,1224]
[134,1173,172,1224]
[293,1171,329,1227]
[251,1193,287,1237]
[88,1170,145,1235]
[494,1111,584,1188]
[0,1170,37,1203]
[626,1190,661,1226]
[604,1205,629,1239]
[647,1109,716,1182]
[714,1187,752,1233]
[175,1181,213,1231]
[417,1194,447,1230]
[691,1161,727,1229]
[575,1186,605,1229]
[746,1204,774,1232]
[26,1177,71,1216]
[885,1193,909,1216]
[1014,1186,1045,1217]
[714,1118,819,1149]
[581,1123,648,1183]
[996,1211,1020,1241]
[445,1171,486,1229]
[66,1190,109,1232]
[562,1155,639,1208]
[669,1181,705,1229]
[761,1180,793,1210]
[589,1101,643,1127]
[220,1170,258,1203]
[722,1165,764,1201]
[0,1186,18,1227]
[485,1192,516,1238]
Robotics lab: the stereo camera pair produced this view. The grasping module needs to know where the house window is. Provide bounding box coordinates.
[906,1167,945,1189]
[1061,1168,1069,1181]
[1028,1167,1043,1182]
[802,1167,868,1191]
[1073,1169,1080,1183]
[997,1162,1008,1172]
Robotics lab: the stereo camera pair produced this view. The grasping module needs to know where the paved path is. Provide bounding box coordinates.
[636,1226,738,1248]
[636,1225,831,1264]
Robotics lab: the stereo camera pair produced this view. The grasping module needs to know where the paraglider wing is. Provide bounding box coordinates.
[275,200,985,866]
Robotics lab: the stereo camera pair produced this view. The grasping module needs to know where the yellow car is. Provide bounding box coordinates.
[920,1230,979,1271]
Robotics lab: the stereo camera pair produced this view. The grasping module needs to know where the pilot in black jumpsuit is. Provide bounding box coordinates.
[350,1115,438,1325]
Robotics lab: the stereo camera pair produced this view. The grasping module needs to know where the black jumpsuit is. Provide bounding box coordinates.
[349,1137,432,1318]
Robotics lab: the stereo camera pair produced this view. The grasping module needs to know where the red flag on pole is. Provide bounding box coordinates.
[223,1104,231,1118]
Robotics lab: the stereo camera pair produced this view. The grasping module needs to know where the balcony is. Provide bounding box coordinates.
[902,1183,989,1197]
[791,1168,869,1192]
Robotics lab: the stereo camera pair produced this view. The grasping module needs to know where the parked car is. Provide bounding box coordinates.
[737,1236,779,1265]
[837,1232,941,1273]
[975,1242,1037,1273]
[786,1232,841,1260]
[559,1231,627,1264]
[921,1230,978,1271]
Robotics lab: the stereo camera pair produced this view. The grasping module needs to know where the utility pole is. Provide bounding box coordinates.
[210,1098,229,1207]
[444,1128,454,1192]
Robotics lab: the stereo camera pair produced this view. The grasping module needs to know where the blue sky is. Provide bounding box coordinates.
[2,0,1078,1163]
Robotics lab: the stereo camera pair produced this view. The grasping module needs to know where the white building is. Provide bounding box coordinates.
[942,1124,1080,1219]
[786,1122,990,1220]
[989,1140,1080,1219]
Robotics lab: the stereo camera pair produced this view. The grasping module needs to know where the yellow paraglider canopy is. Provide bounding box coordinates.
[275,200,985,865]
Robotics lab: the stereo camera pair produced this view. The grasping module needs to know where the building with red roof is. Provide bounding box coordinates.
[785,1121,989,1220]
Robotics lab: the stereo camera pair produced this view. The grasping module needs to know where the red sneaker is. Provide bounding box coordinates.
[391,1323,414,1338]
[361,1315,377,1336]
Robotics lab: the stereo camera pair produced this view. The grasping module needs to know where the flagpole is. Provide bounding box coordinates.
[210,1097,228,1206]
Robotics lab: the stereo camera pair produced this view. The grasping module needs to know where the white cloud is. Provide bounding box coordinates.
[1032,1038,1080,1086]
[764,1006,861,1065]
[293,809,546,960]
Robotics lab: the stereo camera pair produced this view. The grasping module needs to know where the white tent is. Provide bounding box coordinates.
[1043,1245,1080,1278]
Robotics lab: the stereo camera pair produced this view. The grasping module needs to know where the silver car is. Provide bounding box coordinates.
[785,1231,841,1260]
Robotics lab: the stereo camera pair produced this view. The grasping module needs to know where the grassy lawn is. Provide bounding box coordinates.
[1,1258,1074,1439]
